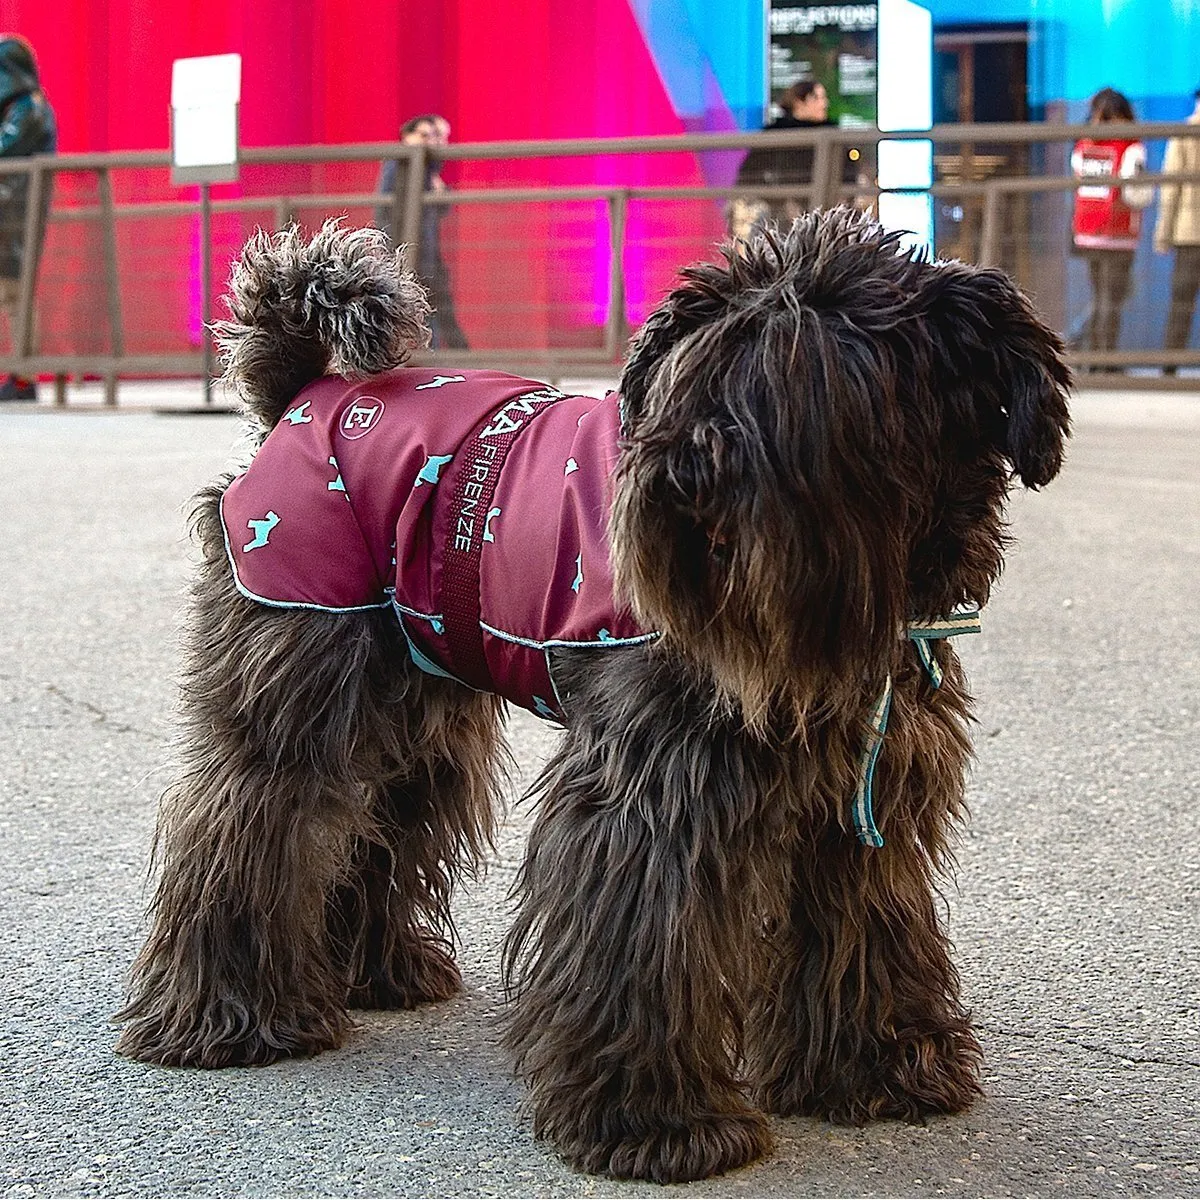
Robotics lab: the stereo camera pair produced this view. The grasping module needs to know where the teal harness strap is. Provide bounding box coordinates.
[851,605,982,848]
[851,678,893,848]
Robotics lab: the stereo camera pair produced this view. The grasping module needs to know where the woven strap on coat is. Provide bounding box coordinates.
[439,390,562,690]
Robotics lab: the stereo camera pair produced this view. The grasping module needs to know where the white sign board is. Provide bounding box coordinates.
[171,53,242,184]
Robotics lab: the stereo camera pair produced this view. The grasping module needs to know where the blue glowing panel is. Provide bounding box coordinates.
[877,0,933,252]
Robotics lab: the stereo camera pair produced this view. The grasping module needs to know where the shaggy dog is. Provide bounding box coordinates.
[116,210,1070,1184]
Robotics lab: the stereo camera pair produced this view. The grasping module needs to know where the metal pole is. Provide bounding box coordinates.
[98,167,124,405]
[15,160,46,361]
[978,185,1002,268]
[200,182,213,406]
[604,191,629,361]
[400,145,427,274]
[811,133,834,211]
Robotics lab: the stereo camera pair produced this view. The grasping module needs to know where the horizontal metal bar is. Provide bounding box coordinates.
[24,119,1200,182]
[231,120,1200,163]
[48,196,382,221]
[1068,349,1200,365]
[0,355,206,374]
[408,348,616,365]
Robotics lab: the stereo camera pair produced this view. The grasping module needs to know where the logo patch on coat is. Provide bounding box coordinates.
[340,397,385,439]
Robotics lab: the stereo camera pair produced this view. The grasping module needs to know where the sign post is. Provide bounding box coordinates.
[170,54,241,406]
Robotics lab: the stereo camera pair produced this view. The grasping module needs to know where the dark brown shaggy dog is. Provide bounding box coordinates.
[116,210,1070,1184]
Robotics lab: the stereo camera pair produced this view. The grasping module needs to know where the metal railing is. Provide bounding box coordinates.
[4,119,1200,404]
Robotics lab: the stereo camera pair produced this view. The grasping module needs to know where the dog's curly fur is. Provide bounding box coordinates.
[116,212,1070,1184]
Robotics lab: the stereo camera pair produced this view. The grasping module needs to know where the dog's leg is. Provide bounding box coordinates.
[504,649,779,1184]
[752,655,984,1122]
[329,683,506,1010]
[115,512,454,1067]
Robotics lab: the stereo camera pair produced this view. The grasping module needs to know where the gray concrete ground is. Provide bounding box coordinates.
[0,382,1197,1199]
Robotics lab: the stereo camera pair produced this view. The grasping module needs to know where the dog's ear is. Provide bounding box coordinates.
[930,264,1072,488]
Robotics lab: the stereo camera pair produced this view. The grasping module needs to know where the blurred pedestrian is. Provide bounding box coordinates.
[0,34,56,401]
[374,113,468,351]
[1154,85,1200,373]
[1070,87,1152,364]
[729,82,864,241]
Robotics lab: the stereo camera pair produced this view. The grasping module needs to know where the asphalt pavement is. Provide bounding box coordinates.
[0,382,1197,1198]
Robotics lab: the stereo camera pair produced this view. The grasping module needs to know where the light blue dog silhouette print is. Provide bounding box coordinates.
[283,400,313,425]
[327,456,347,496]
[243,510,280,552]
[483,507,502,543]
[415,375,466,391]
[416,454,453,487]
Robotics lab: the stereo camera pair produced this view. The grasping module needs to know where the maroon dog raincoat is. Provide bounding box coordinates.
[220,369,655,720]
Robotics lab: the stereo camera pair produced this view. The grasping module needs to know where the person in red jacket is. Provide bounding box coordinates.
[1071,87,1152,365]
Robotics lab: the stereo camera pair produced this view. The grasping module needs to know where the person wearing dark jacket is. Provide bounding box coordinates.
[730,82,860,239]
[0,35,56,401]
[374,113,468,351]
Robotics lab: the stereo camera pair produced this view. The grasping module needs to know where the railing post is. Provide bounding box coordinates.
[978,184,1002,268]
[275,198,294,231]
[400,144,427,274]
[98,167,124,403]
[15,159,47,363]
[811,131,834,210]
[604,190,629,362]
[200,182,213,406]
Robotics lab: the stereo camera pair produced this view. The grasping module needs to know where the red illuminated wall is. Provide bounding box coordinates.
[3,0,704,151]
[1,0,722,354]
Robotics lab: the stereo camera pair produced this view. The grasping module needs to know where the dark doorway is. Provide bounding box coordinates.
[932,23,1031,277]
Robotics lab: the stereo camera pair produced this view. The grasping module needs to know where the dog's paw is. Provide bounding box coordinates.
[114,1001,350,1068]
[560,1111,772,1184]
[346,938,462,1011]
[759,1026,983,1122]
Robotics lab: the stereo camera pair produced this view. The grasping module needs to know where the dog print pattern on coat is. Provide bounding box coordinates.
[220,369,654,719]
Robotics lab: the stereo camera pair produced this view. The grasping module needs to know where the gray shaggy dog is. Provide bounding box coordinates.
[116,212,1071,1183]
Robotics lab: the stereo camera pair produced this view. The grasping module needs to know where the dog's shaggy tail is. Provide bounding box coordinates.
[213,219,431,431]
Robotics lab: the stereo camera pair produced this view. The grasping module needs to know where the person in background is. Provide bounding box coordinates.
[1154,85,1200,374]
[1070,87,1152,366]
[0,34,56,401]
[729,81,863,241]
[374,113,468,351]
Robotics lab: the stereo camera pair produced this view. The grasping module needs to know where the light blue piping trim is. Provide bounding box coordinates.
[393,600,445,625]
[544,648,569,718]
[218,492,391,614]
[388,608,658,702]
[393,606,474,688]
[540,629,658,724]
[479,620,660,652]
